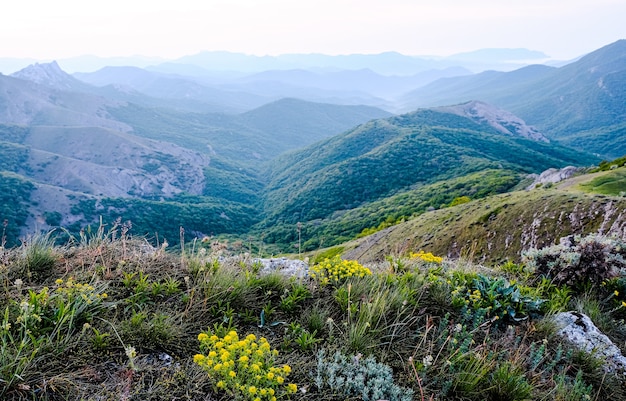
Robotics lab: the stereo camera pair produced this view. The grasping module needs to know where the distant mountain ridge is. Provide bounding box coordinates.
[1,40,624,252]
[402,40,626,157]
[11,61,88,91]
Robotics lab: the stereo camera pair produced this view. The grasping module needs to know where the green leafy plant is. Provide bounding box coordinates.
[295,330,320,351]
[89,326,111,350]
[279,283,311,313]
[451,275,544,325]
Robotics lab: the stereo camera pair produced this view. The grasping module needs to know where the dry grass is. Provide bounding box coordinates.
[1,230,625,400]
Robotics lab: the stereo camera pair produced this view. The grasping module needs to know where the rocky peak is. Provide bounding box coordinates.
[436,100,549,142]
[11,61,84,90]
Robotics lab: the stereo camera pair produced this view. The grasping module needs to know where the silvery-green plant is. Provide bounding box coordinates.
[523,234,626,291]
[315,349,413,401]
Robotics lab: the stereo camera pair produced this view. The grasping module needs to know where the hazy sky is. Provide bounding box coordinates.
[1,0,625,60]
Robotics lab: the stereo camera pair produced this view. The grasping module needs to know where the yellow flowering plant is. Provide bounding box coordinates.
[194,329,297,400]
[310,256,371,286]
[0,277,108,392]
[409,251,443,264]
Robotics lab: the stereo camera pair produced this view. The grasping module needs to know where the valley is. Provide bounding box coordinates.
[0,40,624,260]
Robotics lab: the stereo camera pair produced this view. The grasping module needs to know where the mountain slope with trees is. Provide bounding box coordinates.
[401,40,626,157]
[260,106,598,236]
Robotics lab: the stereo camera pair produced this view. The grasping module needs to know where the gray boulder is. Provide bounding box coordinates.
[552,311,626,374]
[526,166,581,190]
[254,257,309,279]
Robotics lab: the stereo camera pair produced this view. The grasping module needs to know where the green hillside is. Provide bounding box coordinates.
[401,40,626,157]
[260,108,599,241]
[578,168,626,195]
[108,98,391,165]
[69,195,259,244]
[258,169,522,251]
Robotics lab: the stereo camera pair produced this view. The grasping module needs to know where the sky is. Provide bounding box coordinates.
[1,0,625,61]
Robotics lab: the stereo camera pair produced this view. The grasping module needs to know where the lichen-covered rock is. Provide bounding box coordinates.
[254,257,309,279]
[552,311,626,374]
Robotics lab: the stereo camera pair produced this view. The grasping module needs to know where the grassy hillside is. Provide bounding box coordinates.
[578,168,626,196]
[342,167,626,265]
[1,227,625,400]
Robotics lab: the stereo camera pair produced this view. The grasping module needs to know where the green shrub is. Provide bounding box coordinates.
[450,274,544,325]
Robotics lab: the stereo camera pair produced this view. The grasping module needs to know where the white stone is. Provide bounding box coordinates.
[254,257,309,279]
[553,311,626,374]
[526,166,581,190]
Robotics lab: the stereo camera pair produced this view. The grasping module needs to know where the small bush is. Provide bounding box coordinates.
[523,234,626,291]
[314,349,413,401]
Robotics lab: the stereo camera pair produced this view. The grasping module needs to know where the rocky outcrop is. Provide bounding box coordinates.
[436,100,549,142]
[11,61,94,93]
[552,311,626,374]
[526,166,582,190]
[254,257,309,279]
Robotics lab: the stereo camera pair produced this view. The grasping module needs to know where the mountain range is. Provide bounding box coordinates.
[401,40,626,157]
[0,40,624,255]
[1,48,550,75]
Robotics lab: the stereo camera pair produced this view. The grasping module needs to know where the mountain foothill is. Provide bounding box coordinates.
[1,40,625,259]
